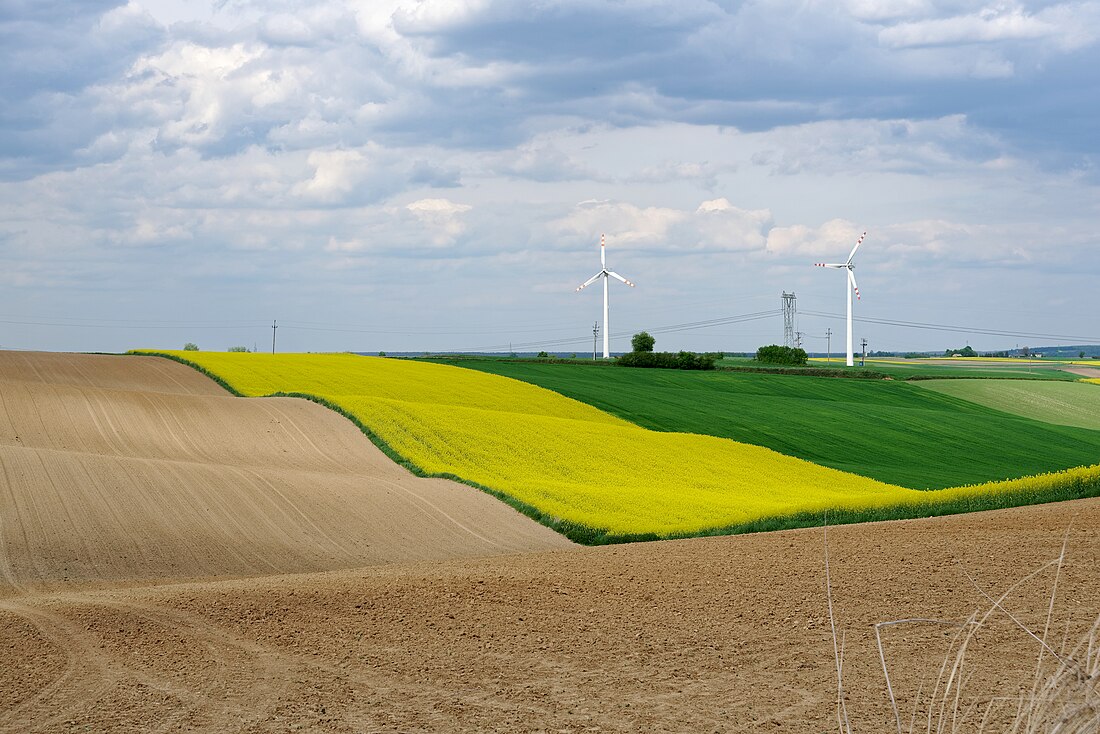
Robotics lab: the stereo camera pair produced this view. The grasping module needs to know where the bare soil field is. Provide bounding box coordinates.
[2,352,1099,733]
[2,500,1099,733]
[1062,366,1100,379]
[0,352,571,592]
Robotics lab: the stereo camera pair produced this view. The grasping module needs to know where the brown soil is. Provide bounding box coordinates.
[0,352,571,593]
[2,352,1099,733]
[1062,366,1100,379]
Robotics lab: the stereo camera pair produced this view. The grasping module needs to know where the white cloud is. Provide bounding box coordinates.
[293,149,368,202]
[766,219,866,258]
[488,141,598,182]
[764,216,1083,269]
[628,160,736,189]
[843,0,933,22]
[550,197,771,253]
[878,2,1100,50]
[406,197,473,246]
[390,0,493,34]
[1,0,1099,354]
[747,114,1004,176]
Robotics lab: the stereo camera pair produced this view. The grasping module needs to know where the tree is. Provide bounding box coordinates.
[616,350,717,370]
[227,345,249,352]
[631,331,655,353]
[537,351,550,358]
[183,342,199,351]
[378,351,386,357]
[1080,351,1087,359]
[755,344,808,365]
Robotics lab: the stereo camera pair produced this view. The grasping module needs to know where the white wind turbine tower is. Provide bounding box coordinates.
[815,231,866,367]
[576,234,635,359]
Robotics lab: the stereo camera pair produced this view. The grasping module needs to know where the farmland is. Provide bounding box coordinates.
[747,355,1080,380]
[436,358,1100,489]
[5,350,1100,733]
[134,351,1100,542]
[0,351,569,590]
[915,378,1100,430]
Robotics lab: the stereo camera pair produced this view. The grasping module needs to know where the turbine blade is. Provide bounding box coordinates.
[816,263,845,268]
[608,271,635,287]
[575,273,602,291]
[600,233,606,268]
[846,231,867,265]
[848,269,860,300]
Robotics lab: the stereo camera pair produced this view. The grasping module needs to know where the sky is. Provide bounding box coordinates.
[1,0,1098,356]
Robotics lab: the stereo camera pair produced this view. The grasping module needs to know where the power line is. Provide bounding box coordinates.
[800,311,1100,343]
[0,318,268,330]
[450,310,780,353]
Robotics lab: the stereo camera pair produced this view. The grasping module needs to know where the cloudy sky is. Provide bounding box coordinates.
[2,0,1098,355]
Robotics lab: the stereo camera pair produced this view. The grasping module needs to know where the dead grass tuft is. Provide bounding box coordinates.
[826,518,1100,734]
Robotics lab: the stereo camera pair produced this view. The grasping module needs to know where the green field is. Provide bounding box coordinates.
[716,356,1078,380]
[916,380,1100,430]
[432,359,1100,489]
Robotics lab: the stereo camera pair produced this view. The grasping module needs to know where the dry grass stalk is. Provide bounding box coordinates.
[830,519,1099,733]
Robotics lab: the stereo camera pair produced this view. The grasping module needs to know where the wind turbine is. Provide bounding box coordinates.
[815,231,866,367]
[576,234,635,359]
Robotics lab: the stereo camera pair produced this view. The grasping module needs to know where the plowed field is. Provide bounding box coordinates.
[0,352,571,592]
[2,352,1099,733]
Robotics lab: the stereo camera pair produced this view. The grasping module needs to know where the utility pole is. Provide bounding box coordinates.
[860,337,868,367]
[825,328,832,363]
[592,322,600,361]
[782,292,797,348]
[272,319,278,354]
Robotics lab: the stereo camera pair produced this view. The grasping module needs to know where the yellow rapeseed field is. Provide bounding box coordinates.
[139,351,1100,537]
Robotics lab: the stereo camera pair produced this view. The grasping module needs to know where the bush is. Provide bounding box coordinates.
[755,345,808,365]
[378,351,386,357]
[183,342,199,351]
[616,350,717,370]
[227,346,249,353]
[631,331,655,353]
[537,351,550,358]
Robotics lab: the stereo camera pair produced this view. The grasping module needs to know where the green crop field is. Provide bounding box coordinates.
[715,356,1078,380]
[915,379,1100,430]
[432,359,1100,489]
